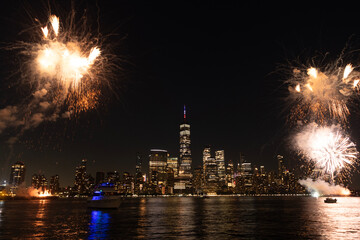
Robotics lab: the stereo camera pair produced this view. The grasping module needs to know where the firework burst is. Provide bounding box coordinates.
[0,7,118,147]
[294,123,358,181]
[287,62,360,124]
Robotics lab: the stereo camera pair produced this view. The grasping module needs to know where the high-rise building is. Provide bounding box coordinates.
[203,147,211,178]
[203,147,218,183]
[260,166,265,176]
[205,157,218,182]
[167,157,179,177]
[238,153,245,173]
[193,167,203,194]
[179,105,192,178]
[277,155,285,176]
[149,149,168,184]
[202,147,218,193]
[241,160,252,187]
[106,171,120,184]
[9,161,26,188]
[49,175,60,194]
[74,159,87,195]
[215,150,226,183]
[136,153,145,175]
[226,160,235,187]
[241,162,252,176]
[85,174,95,194]
[31,174,48,191]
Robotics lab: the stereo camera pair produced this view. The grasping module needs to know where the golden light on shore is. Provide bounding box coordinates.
[341,188,351,196]
[37,190,52,198]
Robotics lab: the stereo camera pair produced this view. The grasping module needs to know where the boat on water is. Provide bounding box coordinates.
[324,197,337,203]
[87,182,121,209]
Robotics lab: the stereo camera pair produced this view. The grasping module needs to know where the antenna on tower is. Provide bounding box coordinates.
[184,105,186,121]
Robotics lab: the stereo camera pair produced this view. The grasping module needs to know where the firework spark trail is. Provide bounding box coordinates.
[294,123,358,179]
[287,63,360,124]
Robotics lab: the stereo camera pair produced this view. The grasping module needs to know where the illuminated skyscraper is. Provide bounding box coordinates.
[31,174,48,191]
[215,150,226,183]
[277,155,285,176]
[226,160,234,187]
[149,149,168,184]
[9,161,25,188]
[74,159,87,195]
[179,105,192,177]
[167,157,179,177]
[203,147,211,178]
[203,147,218,182]
[49,175,60,194]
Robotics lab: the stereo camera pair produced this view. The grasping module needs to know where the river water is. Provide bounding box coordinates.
[0,196,360,239]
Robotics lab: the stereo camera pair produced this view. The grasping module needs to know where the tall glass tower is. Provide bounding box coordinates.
[179,105,192,177]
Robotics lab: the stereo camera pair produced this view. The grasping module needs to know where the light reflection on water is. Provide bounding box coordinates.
[0,200,4,225]
[0,197,359,239]
[88,210,110,240]
[316,197,360,239]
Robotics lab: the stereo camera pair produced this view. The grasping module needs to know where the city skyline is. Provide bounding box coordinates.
[3,106,289,188]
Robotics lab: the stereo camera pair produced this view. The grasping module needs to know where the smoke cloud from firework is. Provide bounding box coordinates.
[299,178,351,196]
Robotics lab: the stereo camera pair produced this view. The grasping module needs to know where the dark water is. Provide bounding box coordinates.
[1,197,360,239]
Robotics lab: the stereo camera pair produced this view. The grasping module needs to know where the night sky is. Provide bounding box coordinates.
[1,1,360,187]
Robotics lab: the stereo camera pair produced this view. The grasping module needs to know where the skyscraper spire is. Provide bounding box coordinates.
[183,104,186,121]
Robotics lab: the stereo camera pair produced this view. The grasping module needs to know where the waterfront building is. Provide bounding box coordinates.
[205,157,218,182]
[136,153,145,175]
[202,147,211,178]
[134,154,145,194]
[149,149,168,185]
[31,174,48,191]
[241,162,252,177]
[9,161,26,192]
[85,174,95,194]
[278,155,285,175]
[49,175,60,194]
[193,167,203,194]
[202,147,219,193]
[277,155,286,184]
[179,105,192,178]
[106,171,120,184]
[215,150,226,184]
[226,160,235,187]
[74,159,88,195]
[167,157,179,177]
[260,166,265,176]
